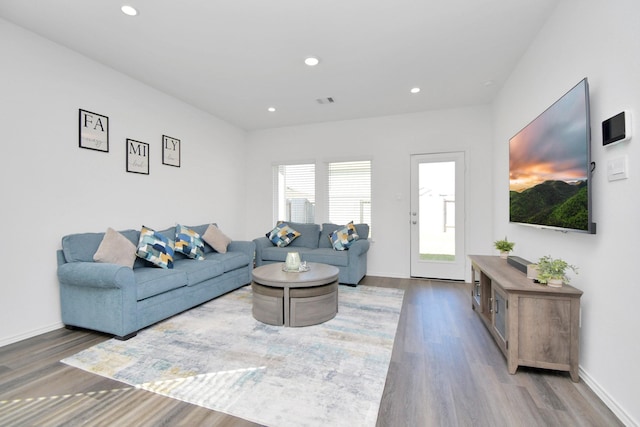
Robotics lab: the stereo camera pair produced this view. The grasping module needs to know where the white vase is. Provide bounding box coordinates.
[500,251,509,259]
[547,278,563,288]
[285,252,301,271]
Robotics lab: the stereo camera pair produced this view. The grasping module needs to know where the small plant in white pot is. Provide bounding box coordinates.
[536,255,578,287]
[494,237,515,259]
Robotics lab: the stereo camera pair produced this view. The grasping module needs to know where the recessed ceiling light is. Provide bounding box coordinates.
[304,57,320,67]
[267,107,276,112]
[410,87,421,94]
[121,5,138,16]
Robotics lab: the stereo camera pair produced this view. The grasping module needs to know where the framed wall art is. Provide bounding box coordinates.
[162,135,181,167]
[79,109,109,152]
[126,139,149,174]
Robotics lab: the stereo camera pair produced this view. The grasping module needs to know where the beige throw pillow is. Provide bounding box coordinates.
[202,224,232,253]
[93,227,137,268]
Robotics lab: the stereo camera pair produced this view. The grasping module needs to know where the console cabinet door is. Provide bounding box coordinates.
[472,267,482,307]
[491,285,508,353]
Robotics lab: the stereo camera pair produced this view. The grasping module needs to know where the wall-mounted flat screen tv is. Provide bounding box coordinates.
[509,78,596,234]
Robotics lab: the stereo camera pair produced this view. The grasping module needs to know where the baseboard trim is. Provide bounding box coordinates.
[0,322,64,348]
[366,272,408,279]
[579,366,638,427]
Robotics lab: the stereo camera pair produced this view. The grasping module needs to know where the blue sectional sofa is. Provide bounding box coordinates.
[254,222,370,285]
[57,224,255,340]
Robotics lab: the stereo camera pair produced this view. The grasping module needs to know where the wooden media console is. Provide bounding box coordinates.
[469,255,582,382]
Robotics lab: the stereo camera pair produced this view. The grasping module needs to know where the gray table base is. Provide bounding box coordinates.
[252,281,338,327]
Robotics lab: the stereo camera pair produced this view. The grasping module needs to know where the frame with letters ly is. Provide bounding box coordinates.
[79,109,109,152]
[126,139,149,175]
[162,135,181,167]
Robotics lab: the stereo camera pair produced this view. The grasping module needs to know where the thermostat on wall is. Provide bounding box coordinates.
[602,110,631,146]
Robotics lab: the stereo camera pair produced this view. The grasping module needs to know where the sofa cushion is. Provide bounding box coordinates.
[174,224,205,260]
[278,222,321,248]
[261,246,314,262]
[303,248,349,267]
[136,226,175,269]
[202,224,232,253]
[266,224,301,247]
[173,258,225,286]
[204,252,252,272]
[133,268,188,300]
[329,221,359,251]
[93,227,137,268]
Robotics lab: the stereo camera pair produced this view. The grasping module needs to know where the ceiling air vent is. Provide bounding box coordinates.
[316,97,335,105]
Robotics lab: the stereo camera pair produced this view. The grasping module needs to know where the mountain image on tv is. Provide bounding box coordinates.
[509,79,590,232]
[510,180,588,230]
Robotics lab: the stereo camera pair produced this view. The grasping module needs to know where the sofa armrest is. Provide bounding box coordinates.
[227,240,256,260]
[348,239,370,257]
[253,236,272,249]
[253,237,273,266]
[57,262,135,289]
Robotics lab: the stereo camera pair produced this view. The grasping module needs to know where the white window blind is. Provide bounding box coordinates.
[273,163,315,223]
[328,160,371,233]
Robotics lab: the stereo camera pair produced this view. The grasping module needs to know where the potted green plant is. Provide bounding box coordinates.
[536,255,578,287]
[494,237,515,259]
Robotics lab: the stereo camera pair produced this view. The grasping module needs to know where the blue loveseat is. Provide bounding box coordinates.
[254,222,370,285]
[57,224,255,339]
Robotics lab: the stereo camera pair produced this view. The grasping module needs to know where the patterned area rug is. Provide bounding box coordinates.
[62,285,404,427]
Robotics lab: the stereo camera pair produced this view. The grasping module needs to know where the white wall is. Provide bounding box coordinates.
[0,19,247,346]
[245,107,495,280]
[493,0,640,424]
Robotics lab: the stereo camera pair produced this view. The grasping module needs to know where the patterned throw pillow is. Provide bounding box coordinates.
[174,224,205,260]
[136,226,175,269]
[329,221,359,251]
[202,224,232,253]
[266,224,301,247]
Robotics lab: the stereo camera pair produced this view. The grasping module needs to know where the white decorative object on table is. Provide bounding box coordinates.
[284,251,301,271]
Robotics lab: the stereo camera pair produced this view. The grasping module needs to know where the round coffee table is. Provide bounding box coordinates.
[251,262,339,327]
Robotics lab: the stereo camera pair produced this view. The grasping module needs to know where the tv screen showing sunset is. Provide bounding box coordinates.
[509,79,590,231]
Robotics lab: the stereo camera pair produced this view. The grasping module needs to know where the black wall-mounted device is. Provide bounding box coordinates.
[602,110,631,146]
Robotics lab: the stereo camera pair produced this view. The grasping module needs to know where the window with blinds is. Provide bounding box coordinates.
[272,163,315,223]
[327,160,371,235]
[272,160,372,232]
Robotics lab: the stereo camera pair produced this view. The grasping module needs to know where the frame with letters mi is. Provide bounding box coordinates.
[126,139,149,175]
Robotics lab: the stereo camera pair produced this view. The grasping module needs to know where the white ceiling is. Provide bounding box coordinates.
[0,0,560,131]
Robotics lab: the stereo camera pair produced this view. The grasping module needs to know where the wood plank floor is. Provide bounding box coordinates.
[0,277,623,426]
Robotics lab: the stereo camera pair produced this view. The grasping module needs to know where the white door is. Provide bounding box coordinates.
[410,152,466,280]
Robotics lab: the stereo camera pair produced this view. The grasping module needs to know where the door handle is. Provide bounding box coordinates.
[412,220,417,224]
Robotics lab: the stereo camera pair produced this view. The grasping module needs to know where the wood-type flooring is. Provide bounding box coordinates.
[0,277,623,426]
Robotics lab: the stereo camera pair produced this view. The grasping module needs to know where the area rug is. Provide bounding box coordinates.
[62,285,404,427]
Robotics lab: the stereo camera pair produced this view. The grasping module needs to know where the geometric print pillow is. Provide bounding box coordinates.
[329,221,359,251]
[174,223,205,260]
[136,225,175,269]
[265,223,301,247]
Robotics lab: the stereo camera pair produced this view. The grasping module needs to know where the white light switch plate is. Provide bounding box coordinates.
[607,156,628,181]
